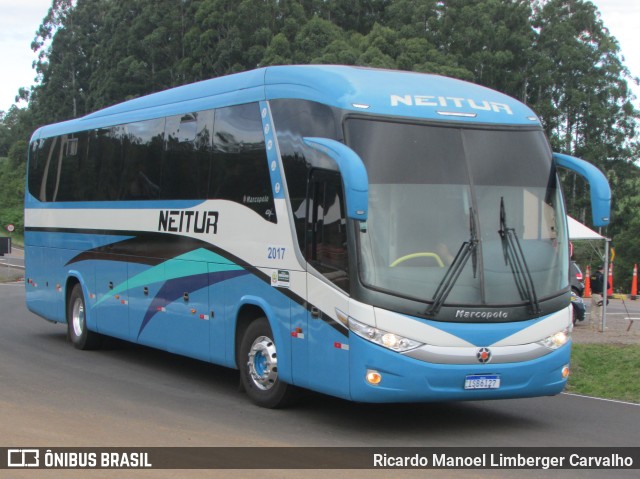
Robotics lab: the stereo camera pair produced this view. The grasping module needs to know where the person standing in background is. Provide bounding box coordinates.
[589,265,608,331]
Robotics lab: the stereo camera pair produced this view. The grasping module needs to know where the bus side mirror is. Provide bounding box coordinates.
[553,152,611,227]
[303,137,368,221]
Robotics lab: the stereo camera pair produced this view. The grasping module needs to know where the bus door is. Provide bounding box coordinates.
[305,169,351,399]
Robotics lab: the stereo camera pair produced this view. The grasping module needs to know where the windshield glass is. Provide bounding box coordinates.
[345,119,568,308]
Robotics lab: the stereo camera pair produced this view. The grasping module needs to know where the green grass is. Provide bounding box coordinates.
[567,344,640,403]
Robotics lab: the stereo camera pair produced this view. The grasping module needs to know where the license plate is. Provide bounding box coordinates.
[464,374,501,390]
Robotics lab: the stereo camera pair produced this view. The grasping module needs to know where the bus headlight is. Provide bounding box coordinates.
[346,315,423,352]
[538,328,571,350]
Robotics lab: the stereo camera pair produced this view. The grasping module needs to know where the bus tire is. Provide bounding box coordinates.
[238,317,296,408]
[67,283,102,350]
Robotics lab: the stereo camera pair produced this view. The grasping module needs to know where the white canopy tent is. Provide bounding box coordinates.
[567,216,605,240]
[567,215,610,330]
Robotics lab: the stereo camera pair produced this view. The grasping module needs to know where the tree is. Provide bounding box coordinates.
[292,16,345,63]
[88,0,198,108]
[262,33,294,66]
[313,0,389,34]
[29,0,88,121]
[530,0,638,233]
[425,0,535,99]
[0,106,35,158]
[531,0,637,158]
[529,0,639,289]
[0,146,26,234]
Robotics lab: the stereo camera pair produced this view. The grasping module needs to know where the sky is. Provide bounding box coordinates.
[0,0,639,114]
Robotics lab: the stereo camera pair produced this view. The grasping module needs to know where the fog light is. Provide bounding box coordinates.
[366,370,382,386]
[562,365,570,379]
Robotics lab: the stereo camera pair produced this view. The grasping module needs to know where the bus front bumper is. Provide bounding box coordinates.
[348,334,571,403]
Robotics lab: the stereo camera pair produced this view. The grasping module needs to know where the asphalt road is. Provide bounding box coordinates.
[1,284,638,479]
[598,297,640,316]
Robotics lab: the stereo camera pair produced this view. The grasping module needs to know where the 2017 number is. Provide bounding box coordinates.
[267,247,286,260]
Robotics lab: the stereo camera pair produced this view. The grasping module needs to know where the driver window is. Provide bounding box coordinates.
[307,170,349,293]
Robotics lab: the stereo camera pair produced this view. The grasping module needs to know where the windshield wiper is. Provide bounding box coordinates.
[427,208,478,316]
[498,197,541,314]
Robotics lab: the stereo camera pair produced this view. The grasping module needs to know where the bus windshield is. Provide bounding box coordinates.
[345,118,569,312]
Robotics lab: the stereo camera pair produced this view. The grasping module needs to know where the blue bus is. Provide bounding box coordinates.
[25,65,611,408]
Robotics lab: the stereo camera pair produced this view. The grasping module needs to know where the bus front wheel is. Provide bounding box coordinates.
[238,317,296,408]
[67,283,102,350]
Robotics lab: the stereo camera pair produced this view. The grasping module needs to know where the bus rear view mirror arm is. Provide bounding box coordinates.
[303,137,369,221]
[553,152,611,227]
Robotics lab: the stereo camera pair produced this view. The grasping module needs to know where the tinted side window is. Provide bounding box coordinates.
[121,118,164,200]
[211,103,275,222]
[28,137,57,201]
[29,104,277,206]
[163,110,214,199]
[54,132,91,201]
[90,127,123,201]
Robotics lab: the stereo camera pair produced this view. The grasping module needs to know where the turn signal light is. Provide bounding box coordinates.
[366,370,382,386]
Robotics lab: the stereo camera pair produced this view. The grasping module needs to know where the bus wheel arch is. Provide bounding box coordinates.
[66,280,102,350]
[234,304,297,408]
[234,303,266,366]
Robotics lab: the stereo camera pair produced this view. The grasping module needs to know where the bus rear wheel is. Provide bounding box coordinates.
[67,283,102,350]
[238,317,296,408]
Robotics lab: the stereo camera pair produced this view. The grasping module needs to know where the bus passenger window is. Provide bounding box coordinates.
[210,103,276,222]
[29,137,58,202]
[163,110,214,200]
[121,118,164,200]
[55,133,91,202]
[92,127,124,201]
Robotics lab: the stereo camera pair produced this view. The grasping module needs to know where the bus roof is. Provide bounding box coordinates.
[31,65,540,140]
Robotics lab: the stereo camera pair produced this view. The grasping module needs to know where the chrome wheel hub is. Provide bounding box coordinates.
[72,298,84,337]
[247,335,278,390]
